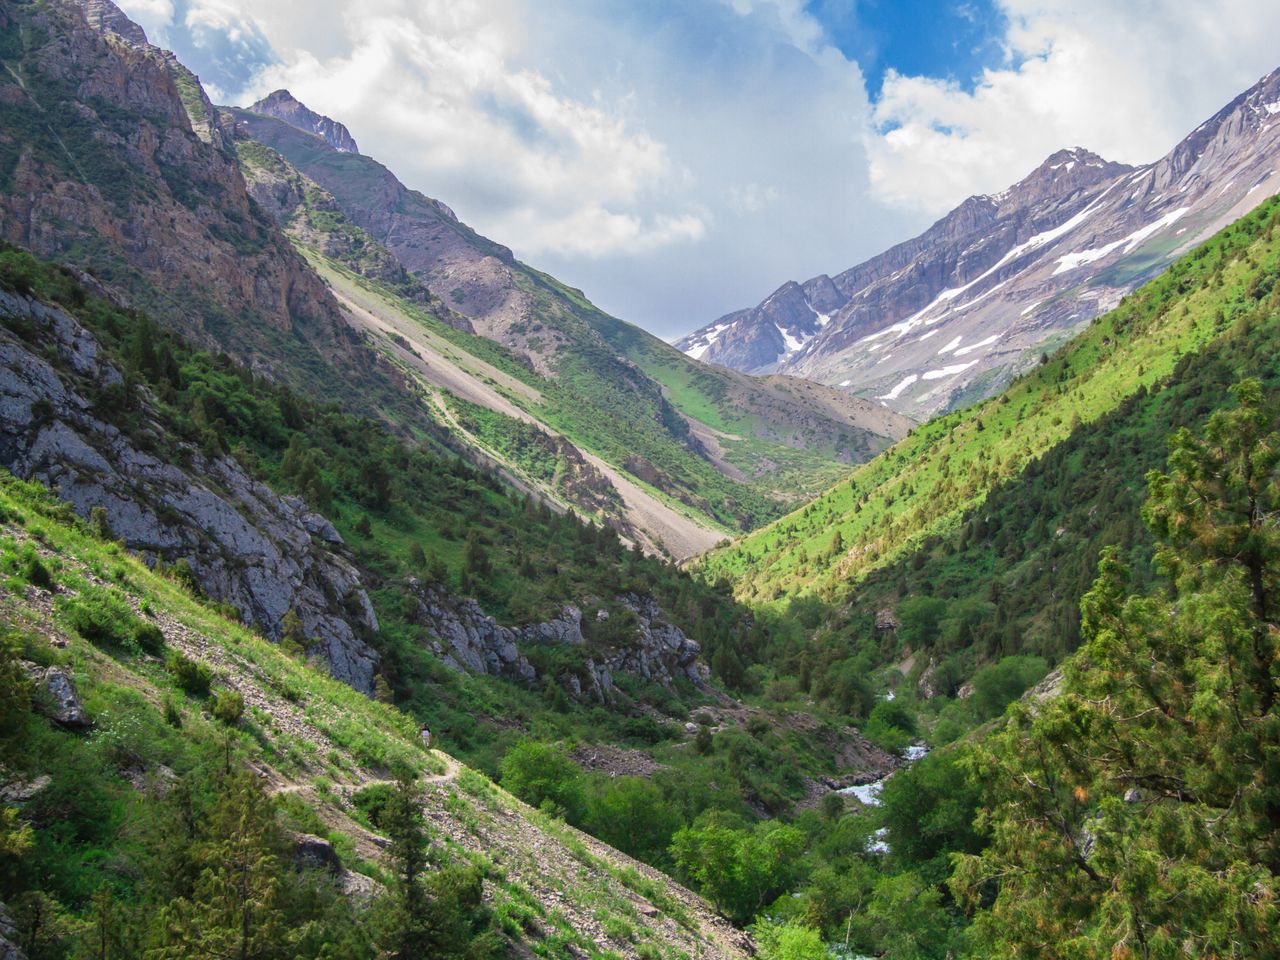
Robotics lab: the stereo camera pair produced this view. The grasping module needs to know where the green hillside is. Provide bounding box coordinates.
[698,194,1280,600]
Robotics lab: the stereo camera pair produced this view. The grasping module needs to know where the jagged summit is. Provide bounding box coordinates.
[249,89,361,154]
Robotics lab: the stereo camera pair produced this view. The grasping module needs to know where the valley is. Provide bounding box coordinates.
[0,1,1276,959]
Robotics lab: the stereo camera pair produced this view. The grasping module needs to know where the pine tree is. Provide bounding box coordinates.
[150,773,287,960]
[953,381,1280,957]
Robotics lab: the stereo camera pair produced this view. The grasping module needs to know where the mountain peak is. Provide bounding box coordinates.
[248,89,360,155]
[75,0,149,46]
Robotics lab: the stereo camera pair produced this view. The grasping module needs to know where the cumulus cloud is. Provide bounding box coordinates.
[868,0,1280,213]
[115,0,1280,338]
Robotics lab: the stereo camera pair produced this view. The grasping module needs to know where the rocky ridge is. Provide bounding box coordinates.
[410,582,707,702]
[0,0,395,410]
[680,67,1280,418]
[250,89,361,155]
[0,289,380,691]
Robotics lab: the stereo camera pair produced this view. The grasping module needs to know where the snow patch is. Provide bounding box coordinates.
[937,335,964,355]
[922,360,979,380]
[776,323,807,354]
[1265,100,1280,116]
[1021,300,1043,316]
[954,334,1000,357]
[877,374,918,401]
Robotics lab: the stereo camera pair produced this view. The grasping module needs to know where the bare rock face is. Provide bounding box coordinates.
[0,901,26,960]
[408,582,709,703]
[37,667,92,729]
[680,67,1280,418]
[249,90,360,155]
[1,0,387,409]
[0,291,380,693]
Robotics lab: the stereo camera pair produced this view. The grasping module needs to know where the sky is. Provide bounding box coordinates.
[119,0,1280,340]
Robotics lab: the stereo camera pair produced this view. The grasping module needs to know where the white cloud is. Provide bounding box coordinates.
[868,0,1280,213]
[119,0,1280,339]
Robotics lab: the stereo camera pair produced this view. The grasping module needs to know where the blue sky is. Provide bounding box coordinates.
[120,0,1280,338]
[808,0,1010,94]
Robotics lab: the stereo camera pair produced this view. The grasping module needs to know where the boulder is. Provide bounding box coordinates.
[39,668,91,729]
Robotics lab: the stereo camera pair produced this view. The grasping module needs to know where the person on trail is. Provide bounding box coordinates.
[419,723,431,750]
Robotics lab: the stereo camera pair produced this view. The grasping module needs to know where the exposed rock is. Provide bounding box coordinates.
[291,833,343,873]
[0,774,51,804]
[875,607,899,632]
[38,667,91,729]
[0,901,24,960]
[3,0,397,426]
[408,583,710,703]
[339,870,382,900]
[411,582,537,684]
[917,658,938,699]
[0,291,380,693]
[250,90,361,155]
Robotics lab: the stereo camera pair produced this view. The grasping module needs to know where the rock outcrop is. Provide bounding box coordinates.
[0,0,397,419]
[0,901,25,960]
[0,290,380,692]
[248,90,361,155]
[409,583,708,703]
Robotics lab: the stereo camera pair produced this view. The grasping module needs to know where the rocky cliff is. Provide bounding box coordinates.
[680,68,1280,418]
[0,0,394,412]
[0,288,380,692]
[410,582,707,702]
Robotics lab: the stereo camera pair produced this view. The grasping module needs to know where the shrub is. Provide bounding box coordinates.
[21,551,53,590]
[60,587,137,647]
[134,621,165,656]
[212,689,244,726]
[167,652,212,697]
[350,782,396,829]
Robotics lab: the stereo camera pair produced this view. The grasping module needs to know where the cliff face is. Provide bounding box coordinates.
[0,289,380,692]
[410,582,708,702]
[0,0,387,402]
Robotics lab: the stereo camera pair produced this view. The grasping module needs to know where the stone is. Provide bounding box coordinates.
[39,668,91,729]
[0,774,51,804]
[291,833,342,874]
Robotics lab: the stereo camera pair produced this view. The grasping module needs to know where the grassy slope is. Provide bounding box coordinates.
[0,473,748,960]
[698,195,1280,601]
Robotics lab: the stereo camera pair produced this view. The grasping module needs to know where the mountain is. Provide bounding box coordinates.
[250,88,361,154]
[697,193,1280,604]
[223,92,912,550]
[678,68,1280,418]
[0,0,908,557]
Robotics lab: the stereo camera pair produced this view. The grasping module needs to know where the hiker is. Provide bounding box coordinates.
[419,723,431,749]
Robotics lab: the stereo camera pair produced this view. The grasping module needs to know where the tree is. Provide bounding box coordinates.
[150,773,287,960]
[671,816,806,924]
[952,382,1280,958]
[584,777,681,867]
[752,918,828,960]
[498,740,583,821]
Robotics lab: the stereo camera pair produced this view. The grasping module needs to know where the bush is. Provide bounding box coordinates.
[59,587,138,648]
[212,689,244,726]
[21,551,53,590]
[134,621,165,656]
[167,652,212,697]
[499,739,584,821]
[350,782,396,829]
